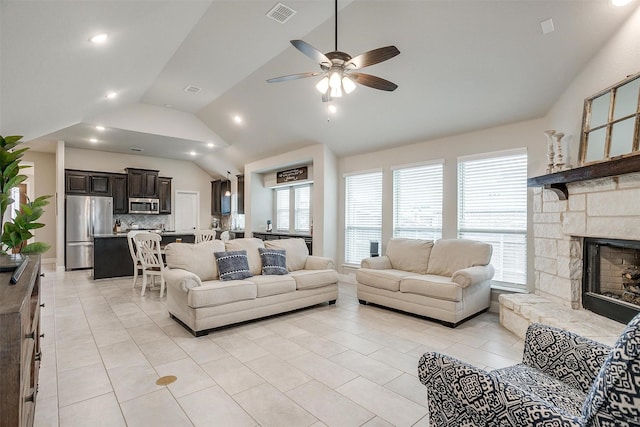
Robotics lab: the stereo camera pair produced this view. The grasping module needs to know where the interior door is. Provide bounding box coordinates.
[174,191,199,232]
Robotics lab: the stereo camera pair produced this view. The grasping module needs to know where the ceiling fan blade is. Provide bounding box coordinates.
[291,40,331,65]
[267,72,322,83]
[349,72,398,91]
[347,46,400,69]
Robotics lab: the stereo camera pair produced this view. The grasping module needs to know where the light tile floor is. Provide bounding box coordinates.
[34,265,524,427]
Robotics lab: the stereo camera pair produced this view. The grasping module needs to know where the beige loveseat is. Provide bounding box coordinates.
[356,238,494,327]
[164,238,339,336]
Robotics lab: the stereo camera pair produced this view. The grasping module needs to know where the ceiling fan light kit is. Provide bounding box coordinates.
[267,0,399,102]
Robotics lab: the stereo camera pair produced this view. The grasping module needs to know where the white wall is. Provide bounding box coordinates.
[339,117,547,289]
[22,150,56,261]
[65,148,213,230]
[546,4,640,167]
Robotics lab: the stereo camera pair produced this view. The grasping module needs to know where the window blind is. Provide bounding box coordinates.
[393,162,443,240]
[458,151,527,285]
[294,185,311,232]
[275,187,290,231]
[345,171,382,264]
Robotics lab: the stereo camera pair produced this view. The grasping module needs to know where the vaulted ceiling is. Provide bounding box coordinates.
[1,0,637,178]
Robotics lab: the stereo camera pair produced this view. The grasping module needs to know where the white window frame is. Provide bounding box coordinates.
[274,183,312,234]
[392,160,444,240]
[457,148,528,288]
[344,170,383,265]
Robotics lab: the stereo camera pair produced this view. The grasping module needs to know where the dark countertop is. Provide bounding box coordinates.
[94,231,195,238]
[252,231,311,238]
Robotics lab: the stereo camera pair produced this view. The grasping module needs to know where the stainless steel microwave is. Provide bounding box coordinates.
[129,198,160,214]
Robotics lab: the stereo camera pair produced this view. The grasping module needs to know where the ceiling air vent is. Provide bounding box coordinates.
[266,2,296,24]
[183,84,202,94]
[130,147,144,153]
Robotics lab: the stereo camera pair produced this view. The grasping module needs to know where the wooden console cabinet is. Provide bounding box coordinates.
[0,255,42,427]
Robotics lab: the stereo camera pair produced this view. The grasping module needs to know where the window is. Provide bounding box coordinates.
[275,188,290,231]
[345,171,382,264]
[274,184,312,233]
[458,150,527,285]
[393,161,443,240]
[294,185,311,232]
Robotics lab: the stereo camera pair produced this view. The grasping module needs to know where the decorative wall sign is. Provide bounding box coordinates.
[277,166,308,184]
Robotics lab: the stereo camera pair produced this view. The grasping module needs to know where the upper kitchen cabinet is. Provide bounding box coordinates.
[65,170,90,194]
[112,174,128,214]
[237,175,244,214]
[65,169,111,196]
[158,177,172,214]
[211,179,230,215]
[126,168,159,198]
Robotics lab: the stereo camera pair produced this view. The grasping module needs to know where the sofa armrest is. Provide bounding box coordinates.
[164,268,202,293]
[451,264,495,288]
[418,352,582,426]
[360,256,392,269]
[304,256,335,270]
[523,323,611,394]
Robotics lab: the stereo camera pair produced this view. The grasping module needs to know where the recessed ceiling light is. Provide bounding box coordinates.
[106,91,117,99]
[611,0,633,6]
[233,115,243,124]
[207,143,215,148]
[89,33,109,44]
[328,104,337,114]
[89,138,98,143]
[189,151,197,156]
[540,18,555,35]
[95,125,106,131]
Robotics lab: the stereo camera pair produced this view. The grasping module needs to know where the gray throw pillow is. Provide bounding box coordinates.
[258,247,288,275]
[214,250,253,281]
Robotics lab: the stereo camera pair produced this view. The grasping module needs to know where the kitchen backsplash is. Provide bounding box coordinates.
[114,214,171,230]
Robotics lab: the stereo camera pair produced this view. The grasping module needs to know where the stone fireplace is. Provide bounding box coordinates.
[500,165,640,345]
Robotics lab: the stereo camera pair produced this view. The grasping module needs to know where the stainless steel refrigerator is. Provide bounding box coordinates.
[66,195,113,270]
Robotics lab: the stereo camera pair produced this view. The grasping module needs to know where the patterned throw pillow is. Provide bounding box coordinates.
[214,250,253,281]
[258,248,288,275]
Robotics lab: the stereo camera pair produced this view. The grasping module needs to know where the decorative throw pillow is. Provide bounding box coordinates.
[258,248,288,275]
[214,250,253,281]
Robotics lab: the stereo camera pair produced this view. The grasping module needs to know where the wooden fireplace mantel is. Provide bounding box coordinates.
[527,155,640,200]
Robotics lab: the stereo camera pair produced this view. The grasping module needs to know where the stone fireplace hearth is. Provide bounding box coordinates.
[499,168,640,345]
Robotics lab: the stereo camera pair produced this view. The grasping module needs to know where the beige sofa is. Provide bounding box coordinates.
[356,238,494,327]
[164,238,339,336]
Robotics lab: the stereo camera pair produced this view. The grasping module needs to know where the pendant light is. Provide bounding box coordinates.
[224,171,231,196]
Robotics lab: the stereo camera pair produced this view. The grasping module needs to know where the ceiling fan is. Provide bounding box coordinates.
[267,0,400,102]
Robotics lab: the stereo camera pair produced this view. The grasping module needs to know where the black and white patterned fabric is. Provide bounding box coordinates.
[418,313,640,427]
[258,247,288,275]
[582,313,640,426]
[214,250,253,281]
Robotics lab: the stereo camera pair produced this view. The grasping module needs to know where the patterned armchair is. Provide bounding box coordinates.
[418,313,640,426]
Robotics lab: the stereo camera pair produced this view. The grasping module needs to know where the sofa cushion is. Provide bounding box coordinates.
[385,238,434,274]
[165,240,226,281]
[289,269,339,290]
[188,280,257,308]
[225,238,265,275]
[258,248,288,275]
[356,268,414,292]
[426,239,492,277]
[264,238,309,271]
[399,275,462,302]
[214,250,253,281]
[249,275,296,297]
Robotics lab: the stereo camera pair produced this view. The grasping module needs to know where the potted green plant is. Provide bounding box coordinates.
[0,134,51,255]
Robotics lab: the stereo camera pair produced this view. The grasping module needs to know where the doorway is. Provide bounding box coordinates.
[174,190,199,232]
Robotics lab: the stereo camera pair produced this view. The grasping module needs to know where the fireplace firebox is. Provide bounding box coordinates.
[583,237,640,324]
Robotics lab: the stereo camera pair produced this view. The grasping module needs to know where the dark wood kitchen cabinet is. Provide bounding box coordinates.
[237,175,244,214]
[126,168,159,198]
[65,170,90,194]
[211,179,230,215]
[66,170,111,196]
[0,255,42,427]
[112,174,128,214]
[158,177,172,214]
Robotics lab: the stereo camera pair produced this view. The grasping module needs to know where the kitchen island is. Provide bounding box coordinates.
[93,231,195,280]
